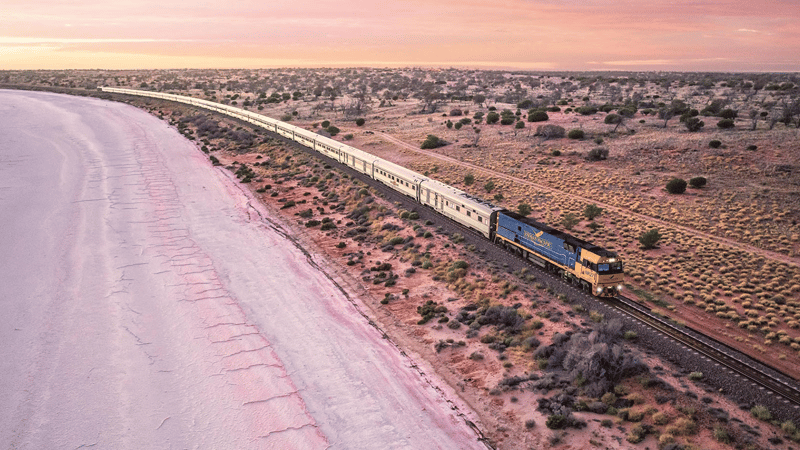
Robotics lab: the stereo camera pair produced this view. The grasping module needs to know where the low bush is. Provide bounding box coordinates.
[666,177,687,194]
[528,110,549,122]
[575,106,598,115]
[689,176,707,188]
[586,147,608,161]
[717,118,735,129]
[709,139,722,148]
[751,404,772,421]
[535,124,565,139]
[421,135,445,149]
[567,129,585,139]
[639,228,662,249]
[546,414,566,429]
[355,118,365,126]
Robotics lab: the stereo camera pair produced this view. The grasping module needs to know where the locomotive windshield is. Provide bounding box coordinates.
[597,261,623,273]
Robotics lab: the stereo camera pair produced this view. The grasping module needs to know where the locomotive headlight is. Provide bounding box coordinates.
[617,284,623,291]
[597,287,603,293]
[609,258,616,263]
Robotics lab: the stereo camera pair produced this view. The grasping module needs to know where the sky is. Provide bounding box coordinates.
[3,0,799,72]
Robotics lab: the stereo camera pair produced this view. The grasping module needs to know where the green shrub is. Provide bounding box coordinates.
[688,371,703,381]
[586,147,608,161]
[575,106,598,115]
[486,112,500,124]
[604,113,621,124]
[567,129,585,139]
[639,228,662,249]
[528,110,549,122]
[623,330,638,340]
[717,118,735,129]
[750,404,772,421]
[321,120,330,128]
[327,125,340,136]
[684,116,704,132]
[713,426,732,444]
[546,415,566,429]
[601,392,617,405]
[464,173,474,185]
[666,177,687,194]
[709,139,722,148]
[518,203,532,216]
[355,118,365,126]
[421,135,445,149]
[551,149,561,156]
[689,176,707,188]
[583,203,603,220]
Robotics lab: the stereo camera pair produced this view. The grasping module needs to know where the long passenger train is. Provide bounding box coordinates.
[101,87,624,297]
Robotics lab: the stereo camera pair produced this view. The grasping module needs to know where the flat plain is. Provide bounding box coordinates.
[3,68,800,449]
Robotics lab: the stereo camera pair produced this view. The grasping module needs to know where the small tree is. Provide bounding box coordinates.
[639,229,662,249]
[689,176,707,188]
[327,125,340,136]
[518,203,532,216]
[666,177,687,194]
[473,94,486,107]
[421,135,445,149]
[684,117,704,132]
[321,120,330,128]
[561,213,579,230]
[484,180,495,192]
[584,204,603,220]
[464,173,475,185]
[486,112,500,124]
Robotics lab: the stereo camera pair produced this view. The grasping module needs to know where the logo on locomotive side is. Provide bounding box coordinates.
[523,230,552,249]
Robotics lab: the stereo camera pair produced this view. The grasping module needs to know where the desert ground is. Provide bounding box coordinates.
[2,68,800,449]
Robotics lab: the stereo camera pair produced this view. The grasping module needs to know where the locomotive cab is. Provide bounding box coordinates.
[575,247,624,297]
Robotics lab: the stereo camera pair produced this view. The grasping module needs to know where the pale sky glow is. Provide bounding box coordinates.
[3,0,799,71]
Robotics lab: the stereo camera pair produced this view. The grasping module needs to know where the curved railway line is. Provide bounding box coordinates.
[293,125,800,420]
[105,89,800,423]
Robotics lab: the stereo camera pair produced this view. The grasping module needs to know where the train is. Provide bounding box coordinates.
[100,87,624,297]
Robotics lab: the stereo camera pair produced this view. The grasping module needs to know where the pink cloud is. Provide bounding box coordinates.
[2,0,799,70]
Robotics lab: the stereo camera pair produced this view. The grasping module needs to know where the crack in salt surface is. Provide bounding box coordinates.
[255,423,320,440]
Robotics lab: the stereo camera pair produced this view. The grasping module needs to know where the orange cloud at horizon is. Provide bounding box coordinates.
[2,0,799,71]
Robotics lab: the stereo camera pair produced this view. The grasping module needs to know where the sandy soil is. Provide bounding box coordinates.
[0,90,484,449]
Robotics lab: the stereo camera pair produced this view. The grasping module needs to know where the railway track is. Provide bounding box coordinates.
[268,121,800,417]
[609,295,800,409]
[118,93,800,421]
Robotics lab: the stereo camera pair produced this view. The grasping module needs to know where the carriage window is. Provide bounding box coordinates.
[456,206,460,212]
[466,211,471,217]
[478,216,483,223]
